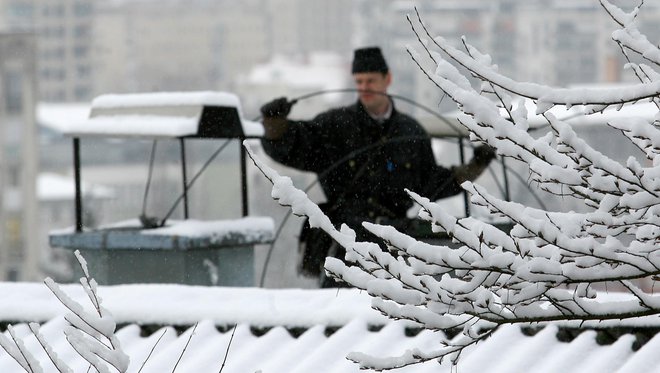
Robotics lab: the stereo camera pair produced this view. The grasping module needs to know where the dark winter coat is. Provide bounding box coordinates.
[261,100,463,279]
[262,100,462,220]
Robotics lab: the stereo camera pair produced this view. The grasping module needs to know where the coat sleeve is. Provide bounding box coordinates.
[260,112,335,173]
[425,162,464,200]
[412,128,464,201]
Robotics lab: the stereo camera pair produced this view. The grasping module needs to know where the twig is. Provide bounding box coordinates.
[171,322,198,373]
[8,325,39,373]
[218,326,237,373]
[29,323,73,373]
[137,328,169,373]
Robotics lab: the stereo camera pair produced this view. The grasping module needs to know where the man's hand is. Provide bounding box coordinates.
[260,97,294,118]
[260,97,294,139]
[453,144,497,183]
[472,144,496,166]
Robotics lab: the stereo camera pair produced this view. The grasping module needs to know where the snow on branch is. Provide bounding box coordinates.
[249,2,660,371]
[411,5,660,113]
[44,251,129,373]
[0,325,43,372]
[0,251,129,373]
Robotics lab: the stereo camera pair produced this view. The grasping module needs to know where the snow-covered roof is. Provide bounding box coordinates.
[1,283,660,372]
[55,91,264,138]
[37,103,90,133]
[0,283,383,327]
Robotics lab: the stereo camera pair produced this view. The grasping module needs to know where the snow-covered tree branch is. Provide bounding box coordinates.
[248,0,660,370]
[43,251,129,373]
[0,251,129,373]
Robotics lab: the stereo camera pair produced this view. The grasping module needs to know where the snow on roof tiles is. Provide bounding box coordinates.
[3,316,659,372]
[1,282,660,372]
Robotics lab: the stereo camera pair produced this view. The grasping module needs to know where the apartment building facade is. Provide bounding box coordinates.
[0,32,39,281]
[1,0,94,102]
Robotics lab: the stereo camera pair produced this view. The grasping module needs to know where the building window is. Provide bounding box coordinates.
[4,71,23,113]
[8,165,20,187]
[74,45,88,58]
[74,25,90,39]
[42,5,64,16]
[75,85,90,100]
[76,64,90,78]
[6,269,19,282]
[9,3,34,18]
[74,2,92,16]
[6,217,22,247]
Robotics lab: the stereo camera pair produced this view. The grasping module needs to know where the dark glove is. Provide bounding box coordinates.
[260,97,294,118]
[472,145,496,166]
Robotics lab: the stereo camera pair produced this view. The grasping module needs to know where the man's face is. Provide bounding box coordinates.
[353,72,391,112]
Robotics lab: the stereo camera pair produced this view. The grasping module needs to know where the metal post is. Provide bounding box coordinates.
[179,138,189,219]
[501,156,511,202]
[458,137,470,217]
[73,138,83,232]
[240,138,249,217]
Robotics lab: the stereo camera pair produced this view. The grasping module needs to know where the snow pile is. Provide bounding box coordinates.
[0,282,386,327]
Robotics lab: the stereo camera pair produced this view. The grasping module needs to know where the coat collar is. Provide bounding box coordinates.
[354,97,397,123]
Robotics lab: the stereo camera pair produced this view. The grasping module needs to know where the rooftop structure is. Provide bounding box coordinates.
[48,91,273,286]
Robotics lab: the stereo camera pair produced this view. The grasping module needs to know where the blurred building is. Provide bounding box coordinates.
[2,0,658,105]
[91,0,268,96]
[355,0,660,116]
[0,32,40,281]
[3,0,660,286]
[36,172,113,281]
[236,52,351,118]
[264,0,354,57]
[0,0,94,102]
[91,0,355,98]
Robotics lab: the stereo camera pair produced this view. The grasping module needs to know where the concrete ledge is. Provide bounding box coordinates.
[49,217,274,286]
[49,217,274,251]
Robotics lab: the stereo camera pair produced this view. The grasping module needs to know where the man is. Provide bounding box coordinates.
[260,47,495,287]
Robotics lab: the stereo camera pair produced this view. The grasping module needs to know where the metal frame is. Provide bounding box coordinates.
[71,134,253,232]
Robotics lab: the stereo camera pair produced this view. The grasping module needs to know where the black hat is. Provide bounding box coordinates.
[352,47,389,74]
